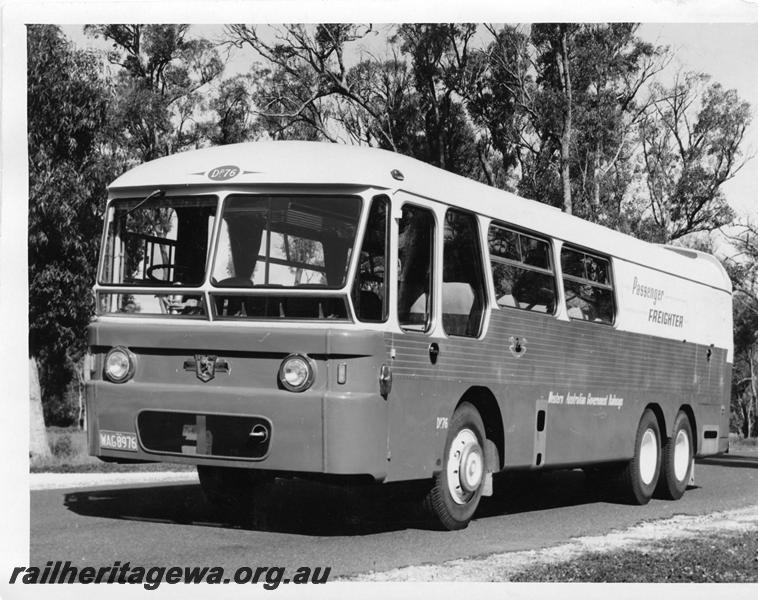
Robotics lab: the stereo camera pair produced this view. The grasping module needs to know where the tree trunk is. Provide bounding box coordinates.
[556,26,573,214]
[748,346,756,439]
[477,142,495,186]
[76,359,86,430]
[29,357,51,461]
[592,146,602,217]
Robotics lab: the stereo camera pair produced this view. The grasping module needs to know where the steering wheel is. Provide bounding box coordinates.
[146,263,185,282]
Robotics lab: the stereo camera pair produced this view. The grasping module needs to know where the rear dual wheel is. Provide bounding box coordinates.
[656,411,694,500]
[619,409,661,504]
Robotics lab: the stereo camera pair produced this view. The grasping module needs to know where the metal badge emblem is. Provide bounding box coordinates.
[195,354,217,382]
[183,356,230,381]
[508,336,527,358]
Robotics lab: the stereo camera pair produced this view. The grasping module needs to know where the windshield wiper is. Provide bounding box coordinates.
[126,188,165,216]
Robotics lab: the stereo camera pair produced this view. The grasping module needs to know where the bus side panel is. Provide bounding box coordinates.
[384,304,731,481]
[384,334,451,482]
[540,324,729,466]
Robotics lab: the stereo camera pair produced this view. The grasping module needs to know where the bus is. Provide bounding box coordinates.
[86,141,732,530]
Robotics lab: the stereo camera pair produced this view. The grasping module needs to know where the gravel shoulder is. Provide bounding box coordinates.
[347,504,758,581]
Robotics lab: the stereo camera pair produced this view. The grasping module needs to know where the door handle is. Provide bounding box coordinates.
[429,342,439,364]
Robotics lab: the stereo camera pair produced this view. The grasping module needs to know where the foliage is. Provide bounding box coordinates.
[637,73,751,242]
[471,24,664,221]
[392,23,481,174]
[27,25,118,424]
[201,74,260,145]
[224,23,751,242]
[225,23,487,180]
[724,224,758,437]
[84,24,224,162]
[226,23,377,142]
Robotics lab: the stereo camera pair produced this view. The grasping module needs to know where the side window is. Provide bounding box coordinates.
[443,209,487,337]
[352,196,389,322]
[561,247,615,324]
[488,224,556,313]
[397,205,434,331]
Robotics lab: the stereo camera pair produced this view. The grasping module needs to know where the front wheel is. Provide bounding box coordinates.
[655,411,693,500]
[619,409,661,504]
[423,402,486,530]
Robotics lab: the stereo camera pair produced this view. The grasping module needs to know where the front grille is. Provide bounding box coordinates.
[137,411,271,460]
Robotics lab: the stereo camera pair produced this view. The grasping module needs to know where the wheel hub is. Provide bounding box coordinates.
[447,428,484,504]
[673,429,691,481]
[639,428,658,485]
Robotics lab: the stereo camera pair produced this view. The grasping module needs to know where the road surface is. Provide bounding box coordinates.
[30,452,758,578]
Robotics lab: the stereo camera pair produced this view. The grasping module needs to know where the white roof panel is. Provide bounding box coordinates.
[108,141,732,292]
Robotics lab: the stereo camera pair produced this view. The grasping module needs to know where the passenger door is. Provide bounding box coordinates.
[385,198,442,482]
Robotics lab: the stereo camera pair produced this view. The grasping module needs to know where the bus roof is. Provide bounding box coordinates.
[109,141,732,292]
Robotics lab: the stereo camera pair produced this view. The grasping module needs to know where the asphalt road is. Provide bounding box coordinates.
[30,452,758,578]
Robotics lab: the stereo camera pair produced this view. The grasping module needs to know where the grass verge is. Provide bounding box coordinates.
[730,437,758,452]
[510,531,758,582]
[30,427,193,473]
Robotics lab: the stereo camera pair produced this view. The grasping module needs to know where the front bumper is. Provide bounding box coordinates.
[87,381,389,480]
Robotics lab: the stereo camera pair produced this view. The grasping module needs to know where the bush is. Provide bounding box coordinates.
[41,368,83,427]
[51,433,75,458]
[42,386,80,427]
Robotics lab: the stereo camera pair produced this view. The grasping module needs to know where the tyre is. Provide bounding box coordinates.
[424,402,486,530]
[618,409,661,504]
[655,411,693,500]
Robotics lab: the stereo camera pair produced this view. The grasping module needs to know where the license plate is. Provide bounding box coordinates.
[99,430,138,452]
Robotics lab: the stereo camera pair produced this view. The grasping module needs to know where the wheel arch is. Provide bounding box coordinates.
[457,386,504,470]
[644,403,667,444]
[678,403,698,453]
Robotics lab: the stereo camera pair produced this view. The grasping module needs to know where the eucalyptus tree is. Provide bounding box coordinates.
[723,224,758,438]
[637,72,752,242]
[27,25,117,423]
[470,23,664,220]
[84,24,224,162]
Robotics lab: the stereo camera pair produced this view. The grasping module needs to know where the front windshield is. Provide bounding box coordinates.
[211,195,362,289]
[100,195,217,286]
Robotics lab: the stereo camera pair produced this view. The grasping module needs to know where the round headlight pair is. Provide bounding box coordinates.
[278,354,316,392]
[104,346,136,383]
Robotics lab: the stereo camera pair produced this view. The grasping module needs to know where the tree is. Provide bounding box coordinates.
[225,23,486,180]
[472,23,664,219]
[637,72,752,242]
[337,56,425,155]
[27,25,117,424]
[201,74,260,145]
[466,24,531,189]
[225,23,380,143]
[724,224,758,438]
[531,23,578,213]
[392,23,482,174]
[568,24,663,224]
[84,25,224,161]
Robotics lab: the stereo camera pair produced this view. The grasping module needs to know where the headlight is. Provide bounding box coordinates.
[104,346,136,383]
[278,354,315,392]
